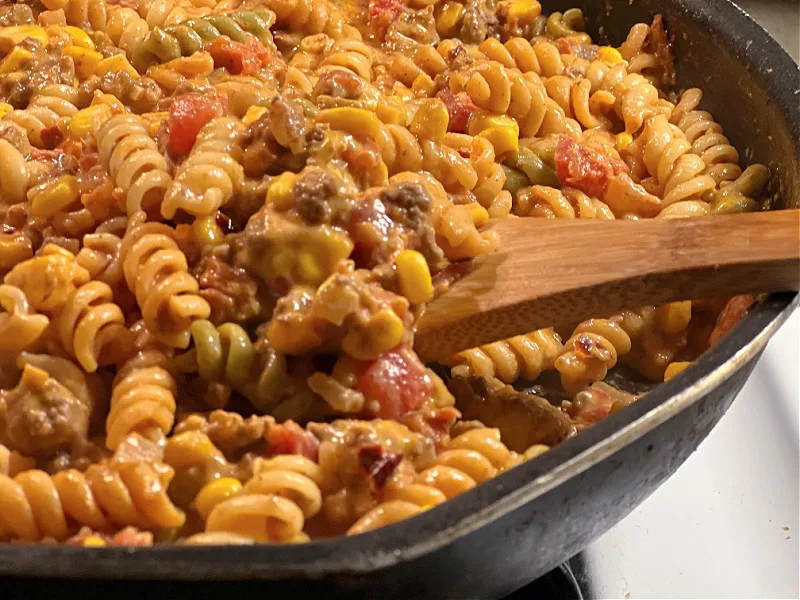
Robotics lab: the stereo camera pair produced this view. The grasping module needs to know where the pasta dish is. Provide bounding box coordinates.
[0,0,767,546]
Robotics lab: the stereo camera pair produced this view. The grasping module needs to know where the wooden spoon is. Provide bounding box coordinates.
[414,209,800,362]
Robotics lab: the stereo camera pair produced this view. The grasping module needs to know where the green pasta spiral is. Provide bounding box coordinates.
[133,9,275,69]
[175,320,288,414]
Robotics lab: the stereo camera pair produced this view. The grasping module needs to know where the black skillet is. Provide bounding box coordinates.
[0,0,797,597]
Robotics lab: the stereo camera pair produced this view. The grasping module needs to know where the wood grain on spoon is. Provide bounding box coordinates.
[414,210,800,362]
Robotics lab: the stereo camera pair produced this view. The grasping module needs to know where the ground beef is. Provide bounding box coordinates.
[270,94,308,154]
[449,377,572,450]
[0,365,91,456]
[647,15,676,87]
[0,4,34,27]
[457,0,498,44]
[0,121,32,156]
[77,71,163,114]
[0,42,73,109]
[241,112,280,178]
[385,6,439,52]
[380,181,447,271]
[292,168,352,225]
[173,410,276,459]
[193,253,261,324]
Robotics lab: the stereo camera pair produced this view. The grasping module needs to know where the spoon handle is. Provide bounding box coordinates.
[414,210,800,362]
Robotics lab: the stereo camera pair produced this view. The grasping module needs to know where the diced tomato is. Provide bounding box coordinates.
[709,294,754,345]
[206,35,271,76]
[553,37,572,55]
[554,137,629,198]
[369,0,402,33]
[267,420,320,461]
[40,125,64,149]
[167,93,227,157]
[358,345,432,419]
[437,87,480,133]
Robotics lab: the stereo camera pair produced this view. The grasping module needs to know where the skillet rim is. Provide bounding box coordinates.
[0,0,797,580]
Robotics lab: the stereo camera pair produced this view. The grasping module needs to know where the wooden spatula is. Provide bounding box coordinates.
[414,209,800,362]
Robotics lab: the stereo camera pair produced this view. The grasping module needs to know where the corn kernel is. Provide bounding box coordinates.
[0,101,13,119]
[82,536,107,547]
[31,175,79,219]
[395,249,433,305]
[507,0,541,24]
[597,46,624,66]
[62,25,95,49]
[243,105,268,126]
[411,73,436,97]
[656,300,692,334]
[267,317,324,355]
[192,215,224,247]
[296,250,323,284]
[467,203,490,227]
[615,132,633,152]
[437,2,464,34]
[376,101,406,126]
[266,172,297,210]
[96,54,139,80]
[332,356,364,388]
[523,444,550,460]
[664,361,691,381]
[141,111,168,137]
[164,431,224,468]
[64,46,103,81]
[477,126,519,156]
[410,99,449,141]
[68,104,112,138]
[0,47,33,75]
[342,307,405,360]
[317,107,380,138]
[91,93,125,114]
[0,26,48,52]
[194,478,243,521]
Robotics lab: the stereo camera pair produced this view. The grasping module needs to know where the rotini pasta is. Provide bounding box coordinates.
[0,0,772,545]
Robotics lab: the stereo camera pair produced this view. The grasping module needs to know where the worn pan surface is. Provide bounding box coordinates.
[1,0,798,596]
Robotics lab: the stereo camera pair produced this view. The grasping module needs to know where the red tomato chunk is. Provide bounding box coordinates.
[167,93,227,157]
[207,35,271,76]
[437,88,480,133]
[358,345,433,419]
[554,137,628,198]
[369,0,402,31]
[267,420,320,461]
[709,294,754,345]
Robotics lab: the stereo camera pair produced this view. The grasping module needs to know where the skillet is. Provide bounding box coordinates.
[0,0,797,596]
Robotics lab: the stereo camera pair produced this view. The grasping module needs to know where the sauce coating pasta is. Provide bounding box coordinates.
[0,0,765,545]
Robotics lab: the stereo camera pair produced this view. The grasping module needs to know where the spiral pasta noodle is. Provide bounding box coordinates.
[162,117,245,219]
[0,461,184,541]
[106,349,177,450]
[120,214,210,347]
[445,328,563,384]
[203,455,322,542]
[95,115,173,217]
[349,428,516,534]
[0,1,774,545]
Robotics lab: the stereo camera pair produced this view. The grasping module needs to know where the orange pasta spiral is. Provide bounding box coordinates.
[162,117,245,219]
[120,214,210,348]
[204,455,323,542]
[445,328,563,383]
[0,461,184,541]
[95,115,172,218]
[106,349,177,450]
